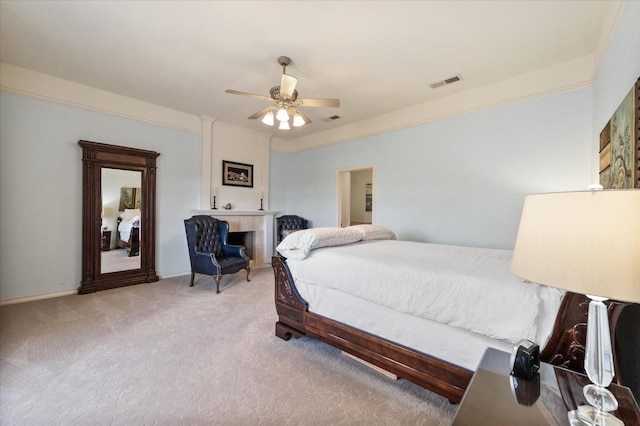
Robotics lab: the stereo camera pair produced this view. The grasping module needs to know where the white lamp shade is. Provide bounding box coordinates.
[278,120,290,130]
[512,189,640,303]
[276,107,289,122]
[261,111,274,126]
[292,112,305,127]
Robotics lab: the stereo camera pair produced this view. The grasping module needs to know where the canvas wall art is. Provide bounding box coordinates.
[599,78,639,189]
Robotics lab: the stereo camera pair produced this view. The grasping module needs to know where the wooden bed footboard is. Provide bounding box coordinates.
[272,255,634,403]
[127,226,140,256]
[116,216,140,257]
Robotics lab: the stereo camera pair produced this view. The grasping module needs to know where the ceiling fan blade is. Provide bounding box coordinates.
[296,97,340,108]
[247,106,274,120]
[225,89,271,101]
[280,74,298,98]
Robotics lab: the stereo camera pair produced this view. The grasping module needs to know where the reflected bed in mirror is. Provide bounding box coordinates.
[79,140,159,294]
[101,169,142,274]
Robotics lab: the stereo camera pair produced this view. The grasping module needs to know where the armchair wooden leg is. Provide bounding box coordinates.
[214,275,222,294]
[246,266,251,282]
[189,272,195,287]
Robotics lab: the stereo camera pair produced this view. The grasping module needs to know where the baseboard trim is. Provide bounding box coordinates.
[0,268,273,305]
[158,272,191,280]
[1,289,77,306]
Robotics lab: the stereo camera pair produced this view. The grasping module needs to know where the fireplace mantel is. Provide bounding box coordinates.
[191,210,277,268]
[192,210,277,216]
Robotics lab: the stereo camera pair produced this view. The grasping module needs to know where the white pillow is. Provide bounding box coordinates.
[280,229,300,239]
[277,227,363,260]
[349,224,396,241]
[309,227,364,248]
[123,208,141,221]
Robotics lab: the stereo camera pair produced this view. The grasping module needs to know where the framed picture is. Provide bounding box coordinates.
[118,187,140,211]
[599,78,639,189]
[365,183,372,212]
[222,160,253,188]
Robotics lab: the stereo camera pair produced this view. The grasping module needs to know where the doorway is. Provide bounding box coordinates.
[338,166,375,227]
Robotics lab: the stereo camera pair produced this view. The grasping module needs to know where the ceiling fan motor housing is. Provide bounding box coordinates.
[270,86,298,101]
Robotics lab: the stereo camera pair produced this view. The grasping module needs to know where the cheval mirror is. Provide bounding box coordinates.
[78,140,160,294]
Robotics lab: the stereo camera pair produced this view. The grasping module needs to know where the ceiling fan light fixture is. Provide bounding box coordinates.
[292,112,305,127]
[261,111,275,126]
[226,56,340,131]
[279,120,290,130]
[276,107,289,122]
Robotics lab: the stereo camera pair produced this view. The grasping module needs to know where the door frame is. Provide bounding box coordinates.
[337,165,375,227]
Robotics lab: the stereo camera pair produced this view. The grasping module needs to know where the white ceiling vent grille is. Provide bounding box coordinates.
[321,115,341,122]
[430,74,463,89]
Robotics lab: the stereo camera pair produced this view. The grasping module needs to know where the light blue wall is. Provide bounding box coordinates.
[0,93,200,300]
[271,1,640,250]
[271,87,593,249]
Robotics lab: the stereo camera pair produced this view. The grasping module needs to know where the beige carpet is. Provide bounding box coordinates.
[0,267,456,425]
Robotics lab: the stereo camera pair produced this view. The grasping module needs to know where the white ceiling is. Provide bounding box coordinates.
[0,0,621,144]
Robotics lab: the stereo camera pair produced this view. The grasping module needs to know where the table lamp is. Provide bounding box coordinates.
[512,189,640,425]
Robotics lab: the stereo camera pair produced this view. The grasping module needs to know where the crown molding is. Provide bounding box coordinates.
[0,62,201,134]
[270,55,594,154]
[2,55,595,155]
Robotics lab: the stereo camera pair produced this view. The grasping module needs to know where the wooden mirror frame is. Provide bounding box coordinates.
[78,140,160,294]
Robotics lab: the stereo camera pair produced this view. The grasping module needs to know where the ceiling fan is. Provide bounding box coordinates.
[225,56,340,129]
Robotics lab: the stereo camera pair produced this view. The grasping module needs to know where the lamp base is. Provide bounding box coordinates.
[584,384,618,412]
[568,404,623,426]
[569,296,623,426]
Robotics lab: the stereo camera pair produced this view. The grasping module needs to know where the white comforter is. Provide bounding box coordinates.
[118,216,140,241]
[286,240,564,346]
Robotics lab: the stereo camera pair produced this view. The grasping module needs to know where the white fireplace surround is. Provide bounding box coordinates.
[191,210,276,268]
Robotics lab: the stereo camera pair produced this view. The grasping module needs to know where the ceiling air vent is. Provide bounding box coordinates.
[430,74,462,89]
[321,115,341,122]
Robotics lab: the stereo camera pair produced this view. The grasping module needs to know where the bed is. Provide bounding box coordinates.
[272,225,635,403]
[116,208,141,257]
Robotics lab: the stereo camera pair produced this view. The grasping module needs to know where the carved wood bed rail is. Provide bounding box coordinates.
[272,255,633,403]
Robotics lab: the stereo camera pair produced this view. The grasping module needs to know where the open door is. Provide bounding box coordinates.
[339,170,351,227]
[337,166,374,227]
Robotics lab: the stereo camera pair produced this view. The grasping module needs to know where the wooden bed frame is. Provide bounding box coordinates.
[116,216,140,257]
[272,255,633,403]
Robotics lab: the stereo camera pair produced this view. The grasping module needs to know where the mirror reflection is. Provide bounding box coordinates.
[101,168,142,274]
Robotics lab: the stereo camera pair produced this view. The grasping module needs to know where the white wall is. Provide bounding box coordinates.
[209,122,271,211]
[0,92,200,301]
[271,86,593,249]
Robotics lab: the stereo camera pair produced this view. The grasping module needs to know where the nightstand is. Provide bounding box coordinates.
[101,230,111,251]
[453,347,639,425]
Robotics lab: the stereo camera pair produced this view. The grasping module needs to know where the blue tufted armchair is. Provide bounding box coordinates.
[184,215,250,294]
